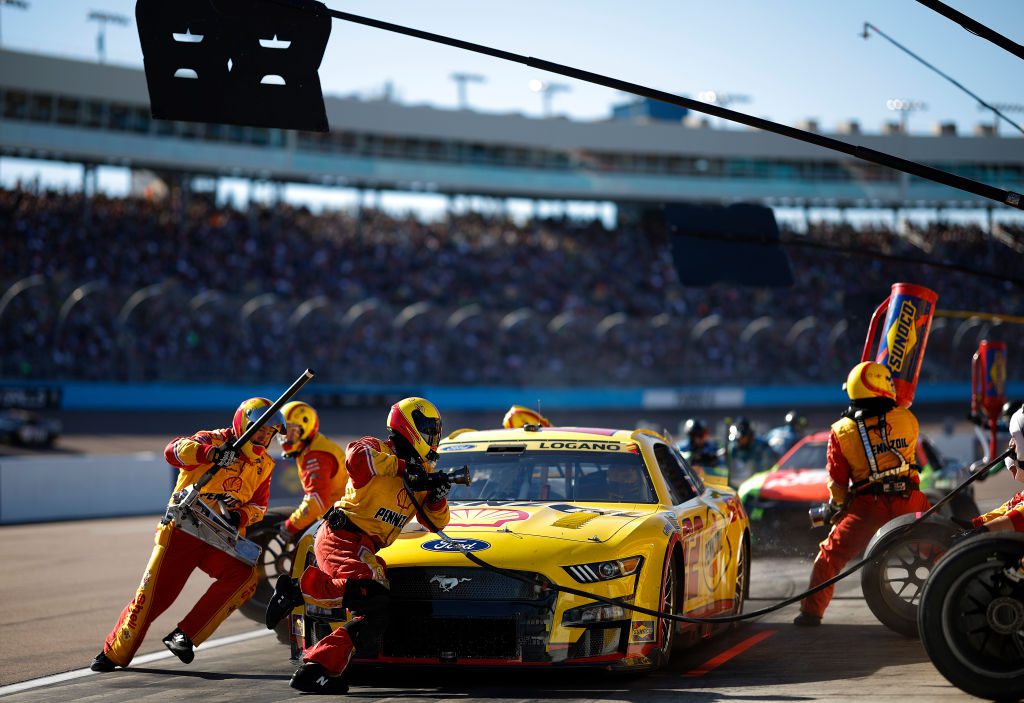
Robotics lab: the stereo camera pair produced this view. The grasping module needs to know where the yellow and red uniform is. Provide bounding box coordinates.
[284,433,349,535]
[801,407,929,619]
[102,428,274,667]
[298,436,450,674]
[973,491,1024,531]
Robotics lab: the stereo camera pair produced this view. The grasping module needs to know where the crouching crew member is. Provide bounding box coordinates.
[266,397,451,694]
[959,404,1024,537]
[91,398,283,671]
[278,401,349,540]
[794,362,929,626]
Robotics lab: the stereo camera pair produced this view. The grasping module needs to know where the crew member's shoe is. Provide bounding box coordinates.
[162,628,195,664]
[90,651,116,672]
[290,662,349,694]
[792,611,822,627]
[266,574,304,629]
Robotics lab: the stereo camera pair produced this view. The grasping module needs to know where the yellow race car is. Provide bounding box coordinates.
[288,425,750,671]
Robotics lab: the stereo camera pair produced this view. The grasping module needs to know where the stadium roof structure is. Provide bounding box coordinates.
[1,49,1022,208]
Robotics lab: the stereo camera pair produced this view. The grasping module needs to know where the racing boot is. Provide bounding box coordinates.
[266,574,304,629]
[792,611,822,627]
[162,628,195,664]
[290,662,348,694]
[90,651,116,672]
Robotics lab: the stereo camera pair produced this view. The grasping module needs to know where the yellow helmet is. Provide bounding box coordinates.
[280,401,319,454]
[232,397,285,460]
[387,397,443,462]
[502,405,552,429]
[845,361,897,402]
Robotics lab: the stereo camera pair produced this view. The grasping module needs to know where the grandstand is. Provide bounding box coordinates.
[1,49,1022,409]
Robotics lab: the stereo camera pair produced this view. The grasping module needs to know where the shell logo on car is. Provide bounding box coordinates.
[446,507,529,527]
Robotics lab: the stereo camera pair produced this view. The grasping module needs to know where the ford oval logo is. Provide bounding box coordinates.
[421,538,491,553]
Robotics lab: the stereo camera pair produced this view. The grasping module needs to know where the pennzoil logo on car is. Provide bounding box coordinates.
[421,538,491,553]
[440,444,476,452]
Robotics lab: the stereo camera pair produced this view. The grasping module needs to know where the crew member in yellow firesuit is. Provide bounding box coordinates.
[502,404,552,429]
[794,362,930,626]
[90,398,284,671]
[277,401,349,540]
[956,404,1024,538]
[265,397,451,694]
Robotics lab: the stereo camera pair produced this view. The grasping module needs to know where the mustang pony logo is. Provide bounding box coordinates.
[430,575,472,592]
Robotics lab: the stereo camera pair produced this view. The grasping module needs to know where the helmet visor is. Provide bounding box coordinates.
[412,409,442,448]
[246,405,285,436]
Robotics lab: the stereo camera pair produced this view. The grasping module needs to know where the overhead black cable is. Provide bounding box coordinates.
[915,0,1024,62]
[264,0,1024,211]
[862,21,1024,137]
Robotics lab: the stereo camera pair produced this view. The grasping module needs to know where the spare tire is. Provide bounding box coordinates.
[918,533,1024,701]
[239,507,297,643]
[860,513,955,638]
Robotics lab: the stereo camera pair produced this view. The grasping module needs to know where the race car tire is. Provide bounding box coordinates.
[655,550,680,668]
[730,535,750,630]
[239,507,297,643]
[918,533,1024,701]
[861,514,954,638]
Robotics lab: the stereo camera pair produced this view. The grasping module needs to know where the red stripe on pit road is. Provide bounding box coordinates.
[683,630,777,678]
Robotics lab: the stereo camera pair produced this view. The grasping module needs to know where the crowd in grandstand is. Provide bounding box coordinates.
[2,186,1021,386]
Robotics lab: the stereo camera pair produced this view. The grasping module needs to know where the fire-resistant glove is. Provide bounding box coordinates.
[209,446,238,467]
[427,472,452,503]
[224,510,243,529]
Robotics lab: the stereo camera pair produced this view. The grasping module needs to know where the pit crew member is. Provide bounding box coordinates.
[266,397,451,694]
[91,398,283,671]
[957,404,1024,538]
[794,362,928,626]
[278,401,349,540]
[720,417,778,488]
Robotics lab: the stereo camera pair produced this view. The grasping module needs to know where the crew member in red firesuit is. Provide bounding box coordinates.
[794,361,930,626]
[277,401,349,540]
[957,404,1024,538]
[91,398,284,671]
[266,397,451,694]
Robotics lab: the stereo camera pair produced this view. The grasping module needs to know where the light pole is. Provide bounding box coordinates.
[697,91,751,128]
[87,10,129,64]
[529,79,570,117]
[0,0,29,48]
[450,72,485,110]
[981,102,1024,135]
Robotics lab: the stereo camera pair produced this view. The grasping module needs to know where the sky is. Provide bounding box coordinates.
[1,0,1022,220]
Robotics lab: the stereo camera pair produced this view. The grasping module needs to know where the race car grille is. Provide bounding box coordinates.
[382,615,521,660]
[388,567,546,601]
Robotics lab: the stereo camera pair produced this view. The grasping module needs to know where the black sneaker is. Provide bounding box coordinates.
[266,574,304,630]
[90,651,116,672]
[793,612,822,627]
[289,662,348,694]
[162,628,195,664]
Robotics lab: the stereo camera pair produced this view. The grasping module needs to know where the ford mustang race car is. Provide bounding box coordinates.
[738,430,978,552]
[288,426,750,671]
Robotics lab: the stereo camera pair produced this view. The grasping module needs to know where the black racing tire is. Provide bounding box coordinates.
[239,507,297,643]
[861,520,953,638]
[654,550,680,668]
[918,533,1024,701]
[730,535,750,630]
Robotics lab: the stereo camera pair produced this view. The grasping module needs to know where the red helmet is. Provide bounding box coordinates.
[232,397,285,459]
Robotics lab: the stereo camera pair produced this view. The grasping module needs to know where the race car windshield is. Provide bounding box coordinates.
[435,449,657,504]
[779,441,827,470]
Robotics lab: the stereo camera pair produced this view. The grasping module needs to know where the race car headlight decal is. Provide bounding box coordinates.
[563,556,643,583]
[561,602,629,626]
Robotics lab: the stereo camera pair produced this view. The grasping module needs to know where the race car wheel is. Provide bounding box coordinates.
[861,521,951,638]
[918,533,1024,701]
[656,552,679,666]
[239,507,297,643]
[730,536,750,629]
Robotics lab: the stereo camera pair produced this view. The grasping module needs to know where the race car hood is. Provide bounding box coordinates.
[757,468,830,502]
[396,502,656,545]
